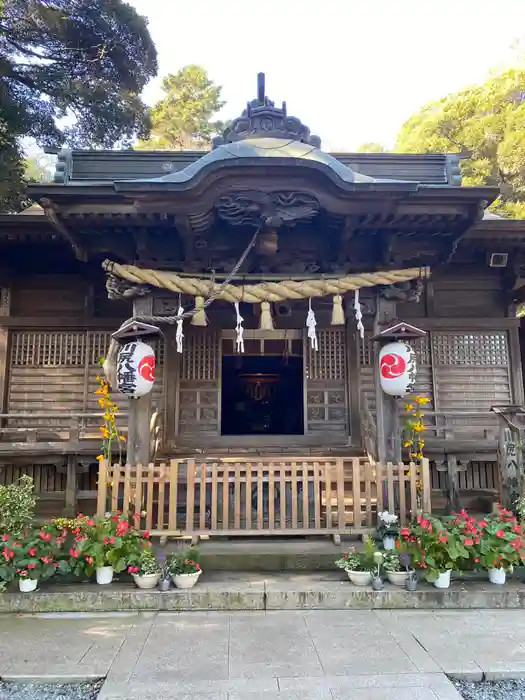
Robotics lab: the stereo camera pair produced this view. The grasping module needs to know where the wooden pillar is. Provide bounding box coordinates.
[163,326,181,452]
[64,454,77,517]
[373,296,400,465]
[445,454,461,514]
[345,323,361,445]
[126,297,154,466]
[0,288,11,417]
[497,418,523,511]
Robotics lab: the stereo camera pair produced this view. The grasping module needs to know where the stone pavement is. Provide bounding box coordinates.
[1,609,525,699]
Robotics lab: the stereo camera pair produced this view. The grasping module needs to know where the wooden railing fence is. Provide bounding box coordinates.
[97,457,431,540]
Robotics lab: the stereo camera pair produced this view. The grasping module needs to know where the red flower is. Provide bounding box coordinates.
[1,535,9,542]
[464,538,474,546]
[195,563,201,571]
[86,556,94,565]
[109,537,116,545]
[69,548,79,559]
[18,570,28,577]
[28,547,37,557]
[514,525,522,534]
[496,529,505,538]
[143,531,150,539]
[39,531,52,542]
[87,519,95,527]
[400,528,410,539]
[40,556,53,564]
[27,563,36,569]
[479,521,487,529]
[438,534,448,544]
[103,538,109,545]
[77,513,84,519]
[127,566,139,574]
[474,558,480,563]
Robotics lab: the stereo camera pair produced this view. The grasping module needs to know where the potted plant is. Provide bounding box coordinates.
[382,551,409,586]
[0,530,63,593]
[401,514,470,589]
[335,536,376,586]
[477,505,524,584]
[77,513,150,585]
[377,511,400,550]
[128,549,161,589]
[371,551,384,590]
[168,547,202,589]
[157,553,171,591]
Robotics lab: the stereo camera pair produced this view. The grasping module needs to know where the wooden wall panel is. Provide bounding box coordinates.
[178,330,220,436]
[432,273,505,318]
[305,329,348,434]
[11,276,88,317]
[7,330,165,424]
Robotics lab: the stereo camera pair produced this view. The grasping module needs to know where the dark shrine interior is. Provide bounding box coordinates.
[221,355,304,436]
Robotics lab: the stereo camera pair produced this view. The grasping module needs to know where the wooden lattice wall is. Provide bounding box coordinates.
[358,330,512,438]
[305,329,348,435]
[7,330,165,423]
[178,330,220,436]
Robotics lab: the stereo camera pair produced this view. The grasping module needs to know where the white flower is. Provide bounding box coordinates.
[379,511,398,525]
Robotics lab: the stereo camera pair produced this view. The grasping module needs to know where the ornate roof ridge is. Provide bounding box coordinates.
[213,72,321,149]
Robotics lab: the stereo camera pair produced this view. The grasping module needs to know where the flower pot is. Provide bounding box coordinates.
[433,570,451,589]
[96,566,114,585]
[172,571,201,589]
[371,577,384,591]
[406,577,418,592]
[346,570,372,586]
[387,571,409,587]
[19,578,38,593]
[488,567,506,585]
[159,578,171,592]
[132,573,160,590]
[383,536,396,550]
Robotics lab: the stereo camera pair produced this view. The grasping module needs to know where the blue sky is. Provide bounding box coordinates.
[128,0,525,151]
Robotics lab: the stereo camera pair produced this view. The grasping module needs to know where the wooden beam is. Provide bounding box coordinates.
[41,199,88,262]
[497,418,523,511]
[64,455,77,516]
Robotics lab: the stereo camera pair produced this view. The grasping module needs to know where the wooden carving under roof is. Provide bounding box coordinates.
[14,72,516,273]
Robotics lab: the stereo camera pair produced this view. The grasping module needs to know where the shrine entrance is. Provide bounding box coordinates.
[221,354,304,436]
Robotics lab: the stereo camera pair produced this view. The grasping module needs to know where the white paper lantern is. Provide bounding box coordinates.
[378,341,417,397]
[116,340,155,398]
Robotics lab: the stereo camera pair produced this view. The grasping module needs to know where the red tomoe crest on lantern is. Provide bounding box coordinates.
[378,342,417,397]
[116,341,156,398]
[138,355,156,382]
[380,353,406,379]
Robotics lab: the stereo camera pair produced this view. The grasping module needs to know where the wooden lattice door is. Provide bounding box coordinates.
[178,330,220,436]
[304,329,348,436]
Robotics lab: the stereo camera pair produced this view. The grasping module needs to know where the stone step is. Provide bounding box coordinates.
[2,573,524,614]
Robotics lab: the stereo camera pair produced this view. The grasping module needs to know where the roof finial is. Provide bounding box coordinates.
[257,72,265,104]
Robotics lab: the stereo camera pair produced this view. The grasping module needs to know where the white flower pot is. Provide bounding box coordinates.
[96,566,114,585]
[387,571,409,587]
[488,567,506,585]
[383,536,396,550]
[19,578,38,593]
[433,570,451,589]
[172,571,201,589]
[133,573,160,589]
[346,570,372,586]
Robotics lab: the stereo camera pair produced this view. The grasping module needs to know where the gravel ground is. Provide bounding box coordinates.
[0,680,103,700]
[454,679,525,700]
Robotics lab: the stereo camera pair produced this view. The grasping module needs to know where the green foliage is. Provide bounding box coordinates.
[0,529,63,582]
[355,142,386,153]
[0,475,36,537]
[0,0,158,212]
[128,548,160,576]
[394,65,525,218]
[76,514,150,572]
[167,546,202,575]
[136,65,225,151]
[335,536,379,573]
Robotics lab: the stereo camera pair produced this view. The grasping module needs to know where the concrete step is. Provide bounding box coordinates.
[156,537,359,572]
[1,573,525,613]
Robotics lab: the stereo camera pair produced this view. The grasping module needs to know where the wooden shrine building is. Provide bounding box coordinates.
[1,74,525,533]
